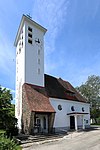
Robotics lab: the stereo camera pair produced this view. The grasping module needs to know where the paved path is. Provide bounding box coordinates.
[23,128,100,150]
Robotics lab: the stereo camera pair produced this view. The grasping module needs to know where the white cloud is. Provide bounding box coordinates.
[32,0,70,73]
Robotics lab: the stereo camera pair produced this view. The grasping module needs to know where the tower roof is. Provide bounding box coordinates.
[14,14,47,47]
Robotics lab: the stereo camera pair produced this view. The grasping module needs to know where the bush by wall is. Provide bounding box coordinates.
[0,135,22,150]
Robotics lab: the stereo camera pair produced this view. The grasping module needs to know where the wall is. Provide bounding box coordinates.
[15,18,45,130]
[24,21,44,87]
[50,98,90,130]
[15,24,25,130]
[22,85,34,134]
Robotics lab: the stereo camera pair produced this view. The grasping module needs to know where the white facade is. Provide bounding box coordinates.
[50,98,90,131]
[14,15,90,133]
[15,15,47,130]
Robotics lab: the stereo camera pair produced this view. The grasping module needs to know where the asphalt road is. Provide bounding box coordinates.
[23,127,100,150]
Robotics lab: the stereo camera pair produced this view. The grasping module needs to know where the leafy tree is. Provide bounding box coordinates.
[0,86,18,136]
[76,75,100,107]
[90,108,100,124]
[76,75,100,123]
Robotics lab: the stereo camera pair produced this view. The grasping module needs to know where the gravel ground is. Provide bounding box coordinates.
[23,127,100,150]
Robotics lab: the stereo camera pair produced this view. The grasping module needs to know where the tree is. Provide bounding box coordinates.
[0,86,18,136]
[76,75,100,123]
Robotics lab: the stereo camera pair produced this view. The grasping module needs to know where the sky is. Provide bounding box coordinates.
[0,0,100,102]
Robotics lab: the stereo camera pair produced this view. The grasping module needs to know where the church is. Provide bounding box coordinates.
[14,15,90,134]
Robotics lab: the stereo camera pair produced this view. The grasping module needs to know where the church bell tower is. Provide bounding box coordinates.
[14,15,47,130]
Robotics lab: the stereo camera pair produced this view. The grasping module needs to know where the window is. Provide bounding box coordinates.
[28,26,32,32]
[17,67,18,73]
[38,59,40,64]
[28,39,32,44]
[28,33,32,38]
[82,107,84,112]
[28,28,32,44]
[58,105,62,111]
[19,48,21,54]
[19,41,21,46]
[71,106,75,111]
[22,41,23,47]
[36,118,41,126]
[38,68,40,74]
[86,120,88,124]
[67,92,75,96]
[38,49,40,55]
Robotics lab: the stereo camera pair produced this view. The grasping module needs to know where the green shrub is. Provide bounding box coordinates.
[0,136,22,150]
[0,130,6,136]
[6,126,18,138]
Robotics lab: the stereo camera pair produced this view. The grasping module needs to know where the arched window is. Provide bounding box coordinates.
[71,106,75,111]
[82,107,84,112]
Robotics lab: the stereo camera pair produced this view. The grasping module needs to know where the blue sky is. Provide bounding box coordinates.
[0,0,100,102]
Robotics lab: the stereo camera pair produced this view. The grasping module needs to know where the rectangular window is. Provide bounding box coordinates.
[19,41,21,46]
[38,68,40,74]
[17,67,18,73]
[22,41,23,47]
[38,49,40,55]
[28,39,32,44]
[19,48,21,54]
[86,120,88,124]
[38,59,40,64]
[28,26,32,32]
[28,33,32,38]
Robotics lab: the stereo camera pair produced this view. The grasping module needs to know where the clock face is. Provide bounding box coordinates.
[35,38,43,47]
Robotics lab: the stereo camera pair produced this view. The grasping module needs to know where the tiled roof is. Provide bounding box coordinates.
[22,74,87,113]
[22,83,55,113]
[44,74,87,102]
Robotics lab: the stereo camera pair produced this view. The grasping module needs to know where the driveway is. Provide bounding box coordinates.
[23,127,100,150]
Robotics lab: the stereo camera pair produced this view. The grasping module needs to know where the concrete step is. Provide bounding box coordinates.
[21,135,67,148]
[16,133,66,145]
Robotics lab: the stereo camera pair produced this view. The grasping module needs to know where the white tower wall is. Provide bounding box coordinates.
[24,21,44,86]
[14,15,47,130]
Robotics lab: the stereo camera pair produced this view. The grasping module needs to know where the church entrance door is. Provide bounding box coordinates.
[34,114,48,133]
[70,116,75,129]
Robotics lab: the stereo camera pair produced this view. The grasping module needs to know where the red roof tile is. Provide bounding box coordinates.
[22,74,88,113]
[22,83,55,113]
